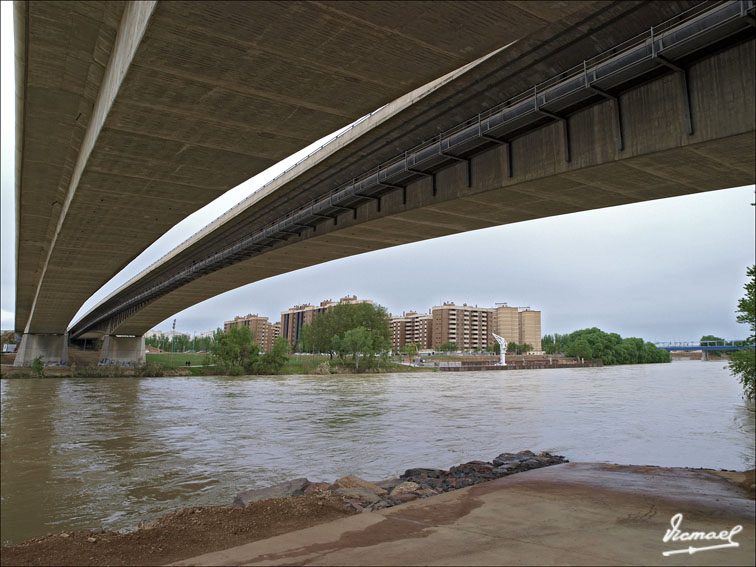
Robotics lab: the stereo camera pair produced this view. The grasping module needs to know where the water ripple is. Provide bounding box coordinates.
[1,362,753,544]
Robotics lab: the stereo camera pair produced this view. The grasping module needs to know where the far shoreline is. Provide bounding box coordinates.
[0,350,696,379]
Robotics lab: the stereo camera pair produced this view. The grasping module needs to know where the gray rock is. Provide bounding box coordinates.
[371,499,393,510]
[333,486,381,504]
[417,478,444,490]
[492,450,567,471]
[372,478,403,491]
[451,463,494,477]
[401,468,447,479]
[492,453,523,467]
[345,499,364,512]
[233,477,310,507]
[390,481,420,495]
[332,475,387,496]
[304,482,331,493]
[492,463,519,477]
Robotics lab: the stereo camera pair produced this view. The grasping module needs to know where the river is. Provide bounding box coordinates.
[1,361,753,545]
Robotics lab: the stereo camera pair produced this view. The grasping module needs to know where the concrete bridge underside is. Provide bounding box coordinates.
[17,1,754,365]
[76,36,755,348]
[17,0,600,343]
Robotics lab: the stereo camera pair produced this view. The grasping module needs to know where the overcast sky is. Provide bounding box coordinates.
[2,4,754,343]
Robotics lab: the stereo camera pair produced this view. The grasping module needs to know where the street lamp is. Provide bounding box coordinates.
[170,319,176,368]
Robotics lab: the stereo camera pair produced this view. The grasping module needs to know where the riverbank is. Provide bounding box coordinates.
[1,456,753,567]
[0,352,434,378]
[0,450,566,566]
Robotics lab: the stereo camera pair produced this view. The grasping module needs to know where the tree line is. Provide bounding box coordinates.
[542,328,670,364]
[729,265,754,401]
[212,326,290,375]
[145,333,213,353]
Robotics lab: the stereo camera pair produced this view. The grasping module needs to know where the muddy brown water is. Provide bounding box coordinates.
[1,361,753,545]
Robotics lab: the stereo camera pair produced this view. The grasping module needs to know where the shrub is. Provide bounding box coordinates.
[30,356,45,377]
[136,363,165,377]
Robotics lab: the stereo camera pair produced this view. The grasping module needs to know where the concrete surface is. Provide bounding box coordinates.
[98,335,145,366]
[16,0,600,336]
[172,463,756,566]
[82,31,755,338]
[14,333,68,367]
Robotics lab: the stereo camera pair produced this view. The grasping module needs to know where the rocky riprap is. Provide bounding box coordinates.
[234,450,567,513]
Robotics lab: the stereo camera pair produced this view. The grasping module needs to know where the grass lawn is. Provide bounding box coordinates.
[280,354,332,374]
[281,355,433,374]
[146,353,211,368]
[144,353,434,375]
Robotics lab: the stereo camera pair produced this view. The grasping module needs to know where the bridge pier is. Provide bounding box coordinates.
[13,333,69,366]
[99,335,146,367]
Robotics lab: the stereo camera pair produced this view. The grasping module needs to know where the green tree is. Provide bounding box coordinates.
[255,336,290,374]
[505,342,532,354]
[1,330,17,346]
[568,338,593,359]
[729,265,755,401]
[548,327,668,365]
[300,316,334,355]
[438,342,457,352]
[401,342,419,358]
[300,302,392,364]
[341,326,372,370]
[212,326,259,372]
[31,355,45,377]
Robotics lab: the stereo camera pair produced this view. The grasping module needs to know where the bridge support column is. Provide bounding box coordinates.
[99,335,146,367]
[13,333,69,366]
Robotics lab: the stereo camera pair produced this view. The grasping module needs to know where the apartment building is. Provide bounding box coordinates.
[428,301,543,352]
[431,302,494,350]
[493,305,520,345]
[492,303,542,352]
[223,314,280,352]
[280,295,372,348]
[391,311,433,351]
[518,308,542,351]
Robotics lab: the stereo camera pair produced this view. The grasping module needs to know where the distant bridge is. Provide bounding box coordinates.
[654,341,755,351]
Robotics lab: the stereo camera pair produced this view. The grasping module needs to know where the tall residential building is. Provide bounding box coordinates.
[493,303,542,352]
[493,305,519,345]
[280,295,373,348]
[391,311,433,351]
[223,314,280,352]
[518,308,542,351]
[431,302,494,350]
